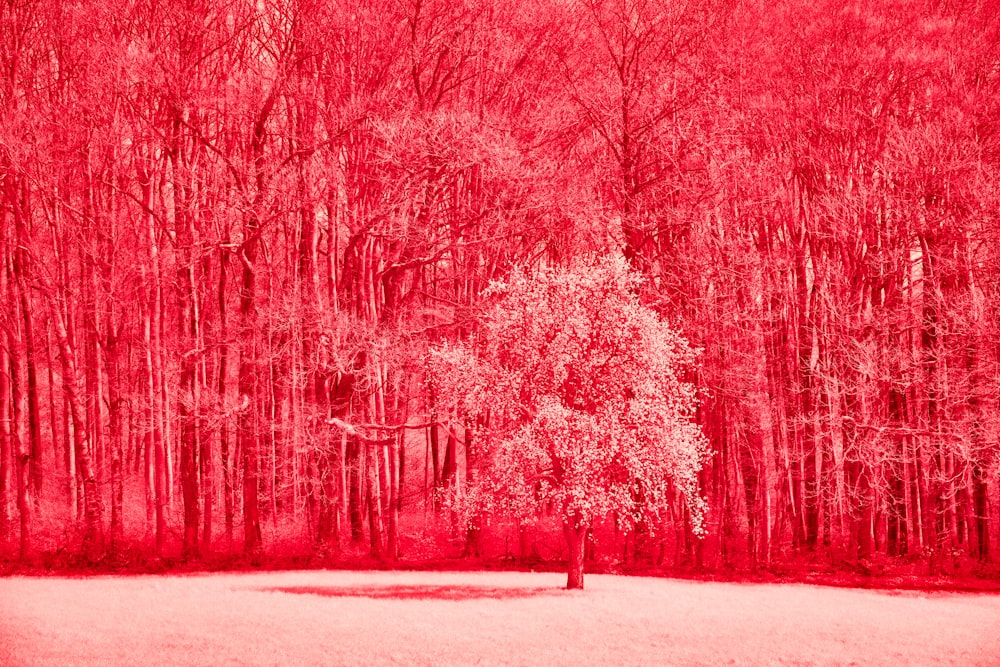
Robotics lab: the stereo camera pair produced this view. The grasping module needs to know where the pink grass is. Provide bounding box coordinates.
[2,570,999,665]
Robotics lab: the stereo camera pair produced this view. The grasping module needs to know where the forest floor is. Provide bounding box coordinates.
[2,569,999,666]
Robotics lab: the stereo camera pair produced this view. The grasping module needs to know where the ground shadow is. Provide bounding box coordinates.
[258,585,561,601]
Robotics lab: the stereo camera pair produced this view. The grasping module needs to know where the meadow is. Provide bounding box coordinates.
[2,570,998,666]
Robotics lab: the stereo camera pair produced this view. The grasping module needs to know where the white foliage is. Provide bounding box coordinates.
[429,254,710,534]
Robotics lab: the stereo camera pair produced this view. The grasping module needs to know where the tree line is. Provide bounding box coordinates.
[0,0,997,573]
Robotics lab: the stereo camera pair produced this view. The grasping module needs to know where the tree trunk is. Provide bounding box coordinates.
[177,217,201,559]
[9,176,36,555]
[348,439,365,542]
[367,445,384,560]
[106,326,124,551]
[463,423,482,558]
[218,245,234,550]
[200,384,213,555]
[240,391,262,558]
[238,83,278,559]
[19,289,41,513]
[316,447,341,555]
[0,335,10,549]
[238,194,264,560]
[53,312,104,557]
[143,308,163,551]
[563,515,588,590]
[430,422,441,513]
[973,464,989,562]
[180,395,200,558]
[857,463,874,560]
[12,342,30,559]
[386,438,400,561]
[9,325,32,559]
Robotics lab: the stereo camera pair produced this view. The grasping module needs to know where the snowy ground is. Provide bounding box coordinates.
[1,570,998,666]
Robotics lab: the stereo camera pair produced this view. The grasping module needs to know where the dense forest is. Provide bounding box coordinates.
[1,0,998,576]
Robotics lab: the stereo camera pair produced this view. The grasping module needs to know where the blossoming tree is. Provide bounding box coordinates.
[430,255,709,589]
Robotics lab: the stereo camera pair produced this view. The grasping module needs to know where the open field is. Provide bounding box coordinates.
[1,570,998,666]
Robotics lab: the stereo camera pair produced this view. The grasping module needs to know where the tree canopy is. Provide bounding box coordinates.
[430,256,709,587]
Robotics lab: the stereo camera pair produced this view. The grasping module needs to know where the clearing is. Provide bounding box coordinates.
[1,570,998,666]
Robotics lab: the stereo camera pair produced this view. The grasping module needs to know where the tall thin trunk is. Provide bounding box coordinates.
[237,82,279,559]
[174,167,201,559]
[316,440,341,554]
[348,439,364,542]
[367,444,384,560]
[82,251,104,523]
[142,169,167,555]
[19,288,41,512]
[239,235,262,557]
[106,323,124,551]
[200,354,213,555]
[386,435,400,560]
[218,246,234,550]
[463,422,482,558]
[430,422,441,512]
[0,322,10,549]
[45,324,59,478]
[9,176,37,552]
[11,343,32,559]
[143,308,157,543]
[53,309,104,557]
[972,464,990,562]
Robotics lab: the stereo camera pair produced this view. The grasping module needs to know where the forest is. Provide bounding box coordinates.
[0,0,998,578]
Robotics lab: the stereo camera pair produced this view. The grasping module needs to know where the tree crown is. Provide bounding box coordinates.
[430,254,709,532]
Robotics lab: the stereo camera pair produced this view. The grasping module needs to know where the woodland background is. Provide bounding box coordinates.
[1,0,998,575]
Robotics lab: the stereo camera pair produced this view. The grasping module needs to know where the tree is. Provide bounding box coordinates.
[430,255,709,588]
[554,0,727,274]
